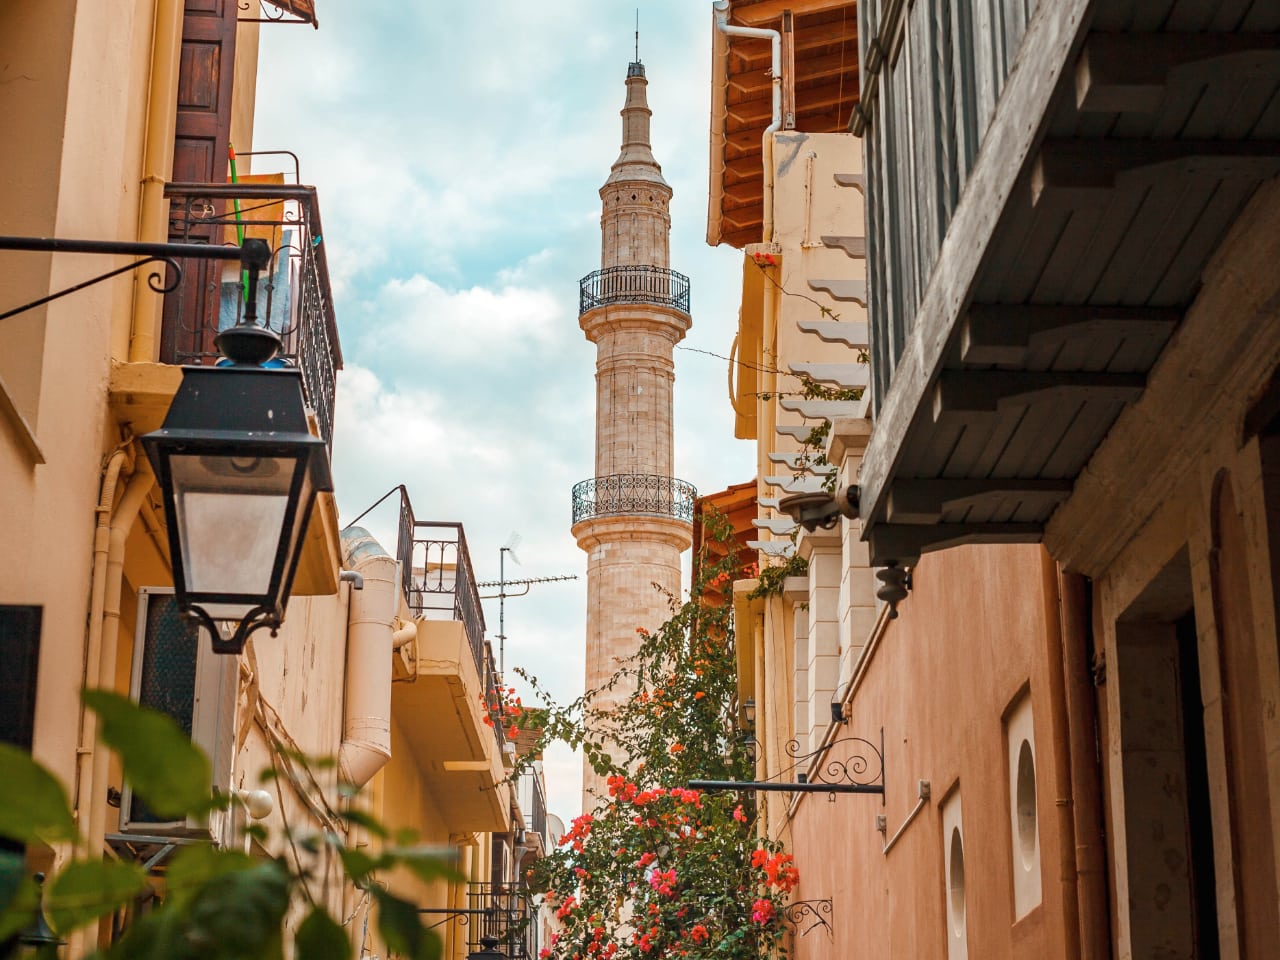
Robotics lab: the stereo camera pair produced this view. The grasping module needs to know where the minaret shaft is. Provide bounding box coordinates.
[572,61,694,808]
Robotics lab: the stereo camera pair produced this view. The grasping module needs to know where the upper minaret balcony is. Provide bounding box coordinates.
[578,265,690,318]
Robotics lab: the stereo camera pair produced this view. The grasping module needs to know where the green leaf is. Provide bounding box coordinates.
[0,867,39,943]
[164,843,256,911]
[47,858,148,934]
[390,847,462,886]
[83,690,212,820]
[295,907,351,960]
[185,860,290,959]
[0,743,79,845]
[335,847,377,882]
[373,888,440,960]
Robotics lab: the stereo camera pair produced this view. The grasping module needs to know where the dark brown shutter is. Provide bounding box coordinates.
[162,0,239,363]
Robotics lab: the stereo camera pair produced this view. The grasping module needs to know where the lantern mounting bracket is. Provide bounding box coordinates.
[688,729,885,801]
[0,236,267,323]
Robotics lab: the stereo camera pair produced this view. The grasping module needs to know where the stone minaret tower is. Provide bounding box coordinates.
[571,59,694,805]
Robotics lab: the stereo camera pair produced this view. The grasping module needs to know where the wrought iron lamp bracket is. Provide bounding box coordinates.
[0,236,268,323]
[781,899,834,939]
[185,604,280,656]
[688,729,885,801]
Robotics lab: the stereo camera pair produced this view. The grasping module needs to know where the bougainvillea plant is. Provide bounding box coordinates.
[514,512,798,960]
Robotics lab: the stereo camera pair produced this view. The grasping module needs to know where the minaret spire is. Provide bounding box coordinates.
[573,59,694,807]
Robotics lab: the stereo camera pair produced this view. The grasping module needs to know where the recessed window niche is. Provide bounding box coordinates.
[1005,691,1041,919]
[941,789,967,960]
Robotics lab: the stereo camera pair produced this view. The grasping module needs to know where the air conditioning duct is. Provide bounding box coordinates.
[119,587,237,838]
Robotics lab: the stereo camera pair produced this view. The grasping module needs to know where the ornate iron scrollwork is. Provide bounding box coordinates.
[781,899,833,938]
[687,730,885,798]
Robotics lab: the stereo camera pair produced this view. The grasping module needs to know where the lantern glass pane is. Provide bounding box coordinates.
[169,453,300,601]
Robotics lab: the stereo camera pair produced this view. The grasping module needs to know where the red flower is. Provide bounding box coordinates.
[733,805,747,823]
[751,898,775,924]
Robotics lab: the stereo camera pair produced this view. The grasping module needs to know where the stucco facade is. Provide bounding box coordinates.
[709,0,1280,957]
[0,5,550,957]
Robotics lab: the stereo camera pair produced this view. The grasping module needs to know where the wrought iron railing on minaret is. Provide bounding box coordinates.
[572,474,697,525]
[579,265,690,316]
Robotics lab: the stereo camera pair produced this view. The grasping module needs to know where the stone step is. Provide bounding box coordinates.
[834,172,865,191]
[787,362,870,388]
[797,319,869,348]
[768,451,833,474]
[753,516,797,535]
[820,235,866,258]
[764,474,830,494]
[808,278,867,304]
[748,539,796,558]
[779,398,863,420]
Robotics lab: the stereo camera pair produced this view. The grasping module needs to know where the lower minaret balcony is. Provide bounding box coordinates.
[579,265,691,317]
[572,474,697,524]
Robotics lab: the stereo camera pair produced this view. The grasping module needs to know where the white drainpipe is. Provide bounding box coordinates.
[714,0,783,242]
[339,550,397,787]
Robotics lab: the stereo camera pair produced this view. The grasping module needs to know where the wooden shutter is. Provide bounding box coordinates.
[162,0,239,364]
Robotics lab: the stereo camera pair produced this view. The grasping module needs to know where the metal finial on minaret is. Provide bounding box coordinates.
[629,9,644,78]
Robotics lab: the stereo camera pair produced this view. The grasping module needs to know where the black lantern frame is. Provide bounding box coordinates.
[142,364,332,654]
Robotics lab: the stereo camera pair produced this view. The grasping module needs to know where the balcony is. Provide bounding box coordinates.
[851,0,1280,566]
[161,181,341,448]
[390,490,509,832]
[579,265,691,317]
[572,474,697,525]
[463,882,533,960]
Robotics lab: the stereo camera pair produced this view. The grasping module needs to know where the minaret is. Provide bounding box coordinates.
[571,58,694,805]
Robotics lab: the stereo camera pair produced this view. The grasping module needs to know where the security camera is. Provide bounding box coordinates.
[777,485,860,532]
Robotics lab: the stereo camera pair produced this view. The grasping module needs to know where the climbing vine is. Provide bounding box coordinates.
[513,513,797,960]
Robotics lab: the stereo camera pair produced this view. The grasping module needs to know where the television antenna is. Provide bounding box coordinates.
[476,536,576,673]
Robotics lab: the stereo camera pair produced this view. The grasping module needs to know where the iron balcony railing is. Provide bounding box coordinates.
[572,474,697,525]
[465,882,533,960]
[579,265,691,316]
[396,491,487,678]
[162,182,342,448]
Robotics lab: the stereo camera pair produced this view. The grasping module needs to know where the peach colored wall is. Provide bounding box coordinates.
[0,0,153,803]
[785,544,1071,960]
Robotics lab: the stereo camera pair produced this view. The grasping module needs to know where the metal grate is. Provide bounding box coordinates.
[579,265,691,316]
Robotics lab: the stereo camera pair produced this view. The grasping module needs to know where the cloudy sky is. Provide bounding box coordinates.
[255,2,754,821]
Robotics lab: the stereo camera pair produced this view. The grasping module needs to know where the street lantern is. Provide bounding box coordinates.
[466,937,508,960]
[142,240,333,655]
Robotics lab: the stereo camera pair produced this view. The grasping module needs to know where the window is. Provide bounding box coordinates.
[0,605,41,750]
[1005,691,1041,918]
[941,787,967,960]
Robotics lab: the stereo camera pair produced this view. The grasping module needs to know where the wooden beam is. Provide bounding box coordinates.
[724,154,765,185]
[1032,139,1280,206]
[856,0,1092,533]
[960,304,1181,366]
[867,522,1044,566]
[932,370,1146,420]
[725,129,764,159]
[732,0,855,27]
[730,19,858,66]
[724,181,765,206]
[886,478,1074,524]
[733,51,860,93]
[1076,32,1280,113]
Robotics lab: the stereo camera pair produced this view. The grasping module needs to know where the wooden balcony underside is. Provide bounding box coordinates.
[858,0,1280,564]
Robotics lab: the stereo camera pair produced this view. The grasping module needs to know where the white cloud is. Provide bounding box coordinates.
[259,0,756,822]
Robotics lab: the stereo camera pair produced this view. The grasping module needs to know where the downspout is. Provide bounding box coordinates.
[1058,568,1111,959]
[86,463,155,855]
[338,533,396,787]
[69,457,152,959]
[1041,552,1082,960]
[74,447,132,829]
[129,0,183,362]
[713,1,782,242]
